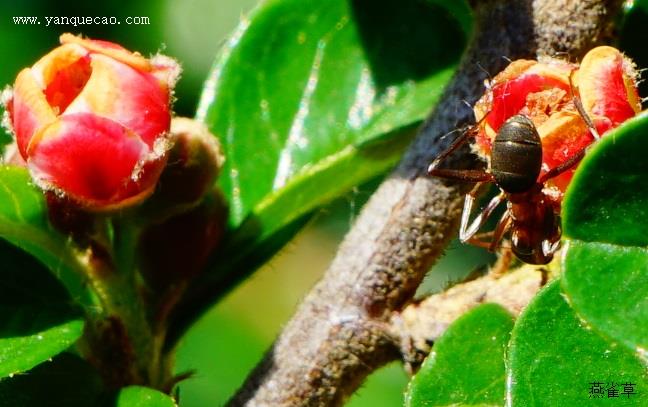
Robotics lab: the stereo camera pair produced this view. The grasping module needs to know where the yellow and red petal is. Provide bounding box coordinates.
[105,158,167,212]
[536,111,593,191]
[486,71,571,134]
[150,54,182,91]
[30,43,88,89]
[11,69,58,157]
[27,113,150,208]
[42,54,92,115]
[577,46,641,129]
[65,53,171,147]
[474,60,574,157]
[59,33,151,73]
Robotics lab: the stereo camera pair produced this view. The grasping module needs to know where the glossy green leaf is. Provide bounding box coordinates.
[198,0,467,241]
[115,386,176,407]
[0,239,84,378]
[562,241,648,359]
[0,166,91,306]
[405,303,513,407]
[0,354,176,407]
[562,113,648,358]
[507,281,647,406]
[0,353,105,407]
[174,0,469,346]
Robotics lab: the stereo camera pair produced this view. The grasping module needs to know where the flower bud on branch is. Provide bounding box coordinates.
[3,33,180,210]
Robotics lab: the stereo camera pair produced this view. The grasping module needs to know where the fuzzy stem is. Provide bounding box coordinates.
[75,218,167,389]
[76,241,153,387]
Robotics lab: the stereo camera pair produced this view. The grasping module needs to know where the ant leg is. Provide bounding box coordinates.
[490,239,514,278]
[428,129,476,172]
[542,238,561,258]
[538,73,605,184]
[464,230,513,249]
[538,146,587,183]
[569,70,601,140]
[428,114,490,173]
[463,209,512,253]
[488,210,512,252]
[464,231,494,249]
[459,186,505,242]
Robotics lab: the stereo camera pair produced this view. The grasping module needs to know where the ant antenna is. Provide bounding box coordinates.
[475,61,493,89]
[439,127,464,141]
[428,113,490,172]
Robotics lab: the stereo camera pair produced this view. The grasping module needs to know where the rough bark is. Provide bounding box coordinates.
[227,1,624,406]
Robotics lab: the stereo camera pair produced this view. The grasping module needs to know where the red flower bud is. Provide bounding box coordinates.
[473,46,641,194]
[3,34,180,210]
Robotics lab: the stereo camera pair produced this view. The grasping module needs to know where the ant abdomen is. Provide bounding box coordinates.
[491,115,542,193]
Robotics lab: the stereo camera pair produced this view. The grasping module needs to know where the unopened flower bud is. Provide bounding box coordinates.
[3,34,180,210]
[155,117,224,206]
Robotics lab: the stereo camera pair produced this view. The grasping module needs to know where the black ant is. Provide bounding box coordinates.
[428,75,599,264]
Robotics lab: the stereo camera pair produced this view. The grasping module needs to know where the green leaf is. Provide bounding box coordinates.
[177,0,469,346]
[0,353,176,406]
[0,166,91,306]
[114,386,176,407]
[0,353,105,407]
[0,239,85,378]
[562,114,648,245]
[562,113,648,358]
[198,0,467,243]
[405,303,513,407]
[507,280,647,406]
[562,241,648,359]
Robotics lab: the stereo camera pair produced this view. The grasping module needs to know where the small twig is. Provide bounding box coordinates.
[391,263,545,373]
[227,1,623,405]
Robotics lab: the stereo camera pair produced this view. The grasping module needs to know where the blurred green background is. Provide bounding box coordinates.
[0,0,492,405]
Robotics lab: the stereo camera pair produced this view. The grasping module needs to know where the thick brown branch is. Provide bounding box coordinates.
[228,1,623,406]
